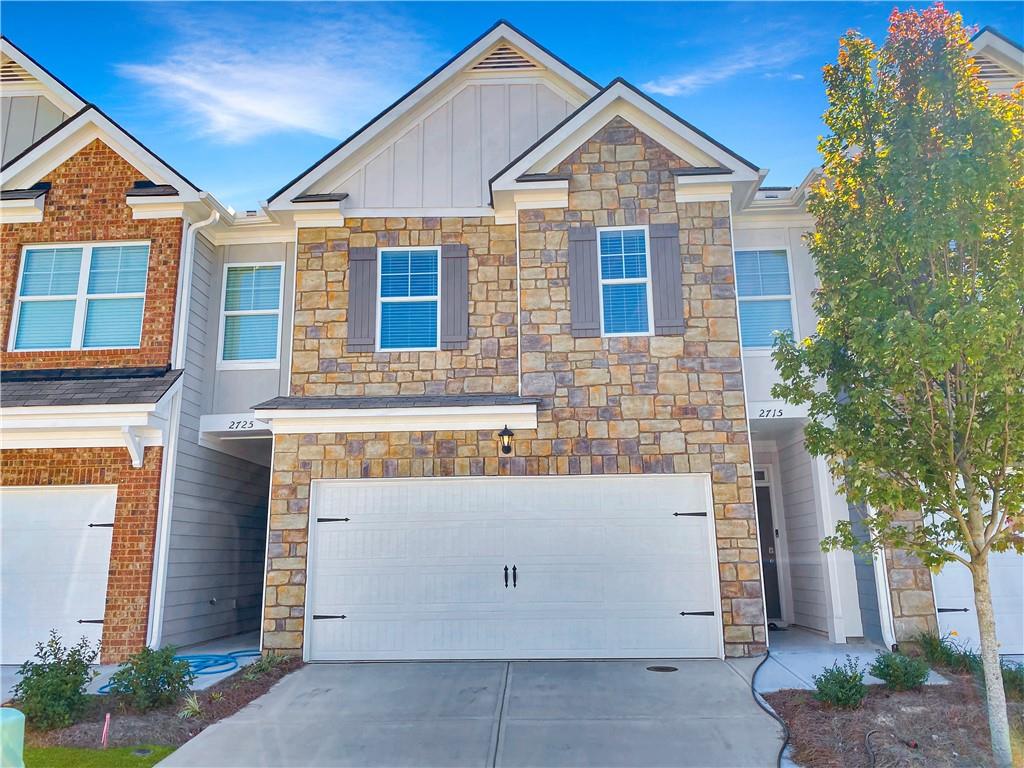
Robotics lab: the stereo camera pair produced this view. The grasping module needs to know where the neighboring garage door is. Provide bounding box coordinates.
[932,552,1024,655]
[307,475,721,661]
[0,486,116,664]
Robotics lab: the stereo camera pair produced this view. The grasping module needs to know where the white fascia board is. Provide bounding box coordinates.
[675,182,734,204]
[493,183,568,220]
[0,195,46,223]
[267,23,599,209]
[492,84,761,193]
[254,403,539,435]
[0,38,86,117]
[199,412,272,439]
[293,208,345,228]
[2,110,200,202]
[127,198,186,220]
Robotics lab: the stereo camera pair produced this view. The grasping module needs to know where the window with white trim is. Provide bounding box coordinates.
[10,242,150,351]
[598,226,652,336]
[378,248,439,350]
[219,263,283,366]
[735,249,795,348]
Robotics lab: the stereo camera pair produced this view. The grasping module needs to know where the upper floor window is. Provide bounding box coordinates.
[10,242,149,351]
[219,263,283,368]
[735,249,795,349]
[598,226,652,336]
[378,248,439,350]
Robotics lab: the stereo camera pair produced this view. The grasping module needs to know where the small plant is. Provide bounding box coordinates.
[242,652,286,681]
[107,646,195,712]
[1001,661,1024,702]
[12,631,98,730]
[914,633,981,675]
[210,691,223,702]
[812,656,867,709]
[869,651,930,691]
[176,692,203,720]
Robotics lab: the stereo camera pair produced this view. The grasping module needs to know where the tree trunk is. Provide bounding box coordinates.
[970,555,1014,767]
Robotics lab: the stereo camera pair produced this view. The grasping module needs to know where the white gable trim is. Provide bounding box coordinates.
[267,22,599,209]
[492,81,760,196]
[2,107,201,202]
[1,37,86,118]
[971,28,1024,74]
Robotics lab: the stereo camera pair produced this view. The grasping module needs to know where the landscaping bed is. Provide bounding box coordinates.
[766,673,1024,767]
[22,656,302,750]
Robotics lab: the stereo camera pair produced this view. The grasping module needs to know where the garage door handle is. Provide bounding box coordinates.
[512,565,517,588]
[77,619,104,624]
[679,611,715,617]
[88,522,114,528]
[937,608,970,613]
[504,565,509,588]
[312,614,347,620]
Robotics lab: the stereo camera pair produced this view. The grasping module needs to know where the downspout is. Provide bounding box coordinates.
[146,206,219,649]
[514,207,522,397]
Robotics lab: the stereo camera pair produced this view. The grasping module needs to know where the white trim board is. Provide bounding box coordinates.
[254,403,539,435]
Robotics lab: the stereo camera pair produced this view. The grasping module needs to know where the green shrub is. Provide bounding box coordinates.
[107,646,194,712]
[813,656,867,709]
[242,651,286,681]
[914,632,980,674]
[869,651,930,691]
[1002,661,1024,702]
[12,631,98,730]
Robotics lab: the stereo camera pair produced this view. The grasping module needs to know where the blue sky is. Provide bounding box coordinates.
[4,2,1020,210]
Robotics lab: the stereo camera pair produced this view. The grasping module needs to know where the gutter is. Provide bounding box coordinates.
[147,204,218,649]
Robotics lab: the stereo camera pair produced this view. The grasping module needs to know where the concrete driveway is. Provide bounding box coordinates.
[160,659,783,768]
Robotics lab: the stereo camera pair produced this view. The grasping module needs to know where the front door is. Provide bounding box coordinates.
[755,484,782,620]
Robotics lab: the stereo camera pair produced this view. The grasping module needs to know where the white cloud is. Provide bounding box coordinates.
[118,8,441,143]
[642,44,807,97]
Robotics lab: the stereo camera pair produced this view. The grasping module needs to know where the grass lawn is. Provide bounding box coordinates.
[24,745,175,768]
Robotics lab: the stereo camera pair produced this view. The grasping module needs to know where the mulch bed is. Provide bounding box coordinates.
[765,673,1024,768]
[23,657,302,749]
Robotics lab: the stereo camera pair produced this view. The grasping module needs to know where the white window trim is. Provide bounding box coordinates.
[735,247,799,355]
[597,225,655,338]
[8,240,151,352]
[376,246,442,352]
[217,261,285,370]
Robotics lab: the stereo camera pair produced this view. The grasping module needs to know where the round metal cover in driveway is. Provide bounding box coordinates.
[645,665,679,672]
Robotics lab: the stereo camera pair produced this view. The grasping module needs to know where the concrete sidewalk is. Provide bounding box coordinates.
[160,659,784,767]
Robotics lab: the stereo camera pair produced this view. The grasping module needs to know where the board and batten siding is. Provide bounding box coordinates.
[161,234,271,648]
[1,95,66,164]
[776,438,830,633]
[326,81,576,208]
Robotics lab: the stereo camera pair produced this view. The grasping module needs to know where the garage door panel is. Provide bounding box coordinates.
[308,476,720,661]
[1,487,115,664]
[933,553,1024,655]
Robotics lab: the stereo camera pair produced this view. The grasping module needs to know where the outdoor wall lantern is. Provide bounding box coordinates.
[498,425,515,455]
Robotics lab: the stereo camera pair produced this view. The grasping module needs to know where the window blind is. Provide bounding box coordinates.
[598,229,650,335]
[735,249,793,348]
[379,249,439,350]
[222,264,282,362]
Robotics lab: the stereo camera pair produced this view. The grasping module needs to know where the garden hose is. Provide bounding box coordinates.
[96,649,261,694]
[750,649,791,768]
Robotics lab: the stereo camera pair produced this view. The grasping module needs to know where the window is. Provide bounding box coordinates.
[378,248,439,350]
[219,263,283,367]
[10,242,149,351]
[598,226,652,336]
[735,249,795,349]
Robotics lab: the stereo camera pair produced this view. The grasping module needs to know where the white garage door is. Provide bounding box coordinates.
[307,475,721,661]
[932,552,1024,655]
[1,486,116,664]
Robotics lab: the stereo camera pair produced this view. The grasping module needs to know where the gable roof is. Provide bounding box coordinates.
[1,103,201,199]
[266,20,600,207]
[969,26,1023,92]
[490,78,761,199]
[0,35,86,117]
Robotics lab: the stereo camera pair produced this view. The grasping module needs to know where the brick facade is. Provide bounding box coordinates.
[1,139,182,370]
[0,446,164,663]
[264,116,766,658]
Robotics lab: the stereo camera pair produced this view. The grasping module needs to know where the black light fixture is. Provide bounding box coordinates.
[498,425,515,455]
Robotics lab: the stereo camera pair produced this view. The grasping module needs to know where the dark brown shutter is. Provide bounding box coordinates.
[346,246,378,352]
[649,223,686,335]
[568,224,600,338]
[440,243,469,349]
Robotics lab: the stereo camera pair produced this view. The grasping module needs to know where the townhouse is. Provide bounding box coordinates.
[0,22,1020,666]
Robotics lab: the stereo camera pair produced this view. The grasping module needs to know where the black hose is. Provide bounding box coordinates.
[750,648,791,768]
[864,729,880,768]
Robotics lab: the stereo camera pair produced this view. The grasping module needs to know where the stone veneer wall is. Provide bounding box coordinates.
[0,446,164,663]
[884,508,939,642]
[264,116,766,657]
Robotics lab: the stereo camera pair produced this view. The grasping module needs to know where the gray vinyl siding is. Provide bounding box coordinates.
[849,502,884,644]
[1,95,65,164]
[777,439,829,633]
[162,234,270,648]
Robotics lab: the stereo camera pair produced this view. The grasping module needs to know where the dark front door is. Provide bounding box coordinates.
[755,485,782,620]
